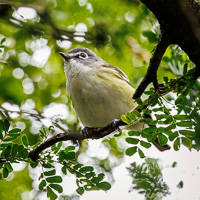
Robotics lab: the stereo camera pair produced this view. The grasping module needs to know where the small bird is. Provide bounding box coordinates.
[60,47,170,151]
[60,47,136,128]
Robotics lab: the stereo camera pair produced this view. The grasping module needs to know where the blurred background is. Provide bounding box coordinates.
[0,0,198,200]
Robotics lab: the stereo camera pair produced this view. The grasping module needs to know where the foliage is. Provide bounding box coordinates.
[0,0,199,199]
[128,158,170,200]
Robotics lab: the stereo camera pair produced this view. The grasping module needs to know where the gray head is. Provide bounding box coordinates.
[59,47,103,66]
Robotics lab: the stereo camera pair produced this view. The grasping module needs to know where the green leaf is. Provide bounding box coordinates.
[173,114,188,120]
[49,184,63,193]
[121,114,130,124]
[65,152,75,160]
[126,112,136,121]
[46,176,62,183]
[11,144,18,157]
[3,119,10,131]
[138,148,145,158]
[44,169,56,176]
[17,145,28,158]
[128,131,140,136]
[39,179,46,191]
[47,186,58,200]
[131,110,141,118]
[142,31,158,43]
[3,167,8,178]
[4,162,13,173]
[22,135,29,147]
[0,120,4,132]
[9,128,21,134]
[61,166,67,175]
[0,132,3,140]
[176,121,193,128]
[85,172,95,179]
[174,138,180,151]
[65,146,75,152]
[183,64,188,75]
[97,182,111,191]
[76,187,84,195]
[140,141,151,148]
[125,146,137,156]
[42,163,54,168]
[125,137,139,144]
[179,130,196,137]
[169,131,178,141]
[181,137,192,148]
[79,166,94,173]
[158,134,168,146]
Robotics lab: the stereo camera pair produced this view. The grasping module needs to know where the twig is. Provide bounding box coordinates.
[133,34,169,99]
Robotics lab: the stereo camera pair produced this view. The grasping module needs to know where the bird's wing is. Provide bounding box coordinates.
[102,64,133,87]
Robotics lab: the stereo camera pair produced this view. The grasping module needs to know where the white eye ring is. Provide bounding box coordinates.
[79,52,88,59]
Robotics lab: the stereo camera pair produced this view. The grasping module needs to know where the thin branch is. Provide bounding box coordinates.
[28,69,199,161]
[133,34,169,99]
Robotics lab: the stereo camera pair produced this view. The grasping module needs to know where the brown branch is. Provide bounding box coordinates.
[29,119,125,161]
[134,0,200,99]
[29,68,200,161]
[133,34,169,99]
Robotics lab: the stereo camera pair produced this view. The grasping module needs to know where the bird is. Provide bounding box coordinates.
[60,47,170,151]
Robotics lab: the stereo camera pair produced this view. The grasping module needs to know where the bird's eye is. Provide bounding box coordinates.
[78,52,88,59]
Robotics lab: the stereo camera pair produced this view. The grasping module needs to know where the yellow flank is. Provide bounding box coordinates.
[69,64,137,128]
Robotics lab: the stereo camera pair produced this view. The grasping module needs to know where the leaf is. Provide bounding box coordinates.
[125,137,139,144]
[173,114,188,120]
[3,167,8,178]
[158,134,168,146]
[47,186,58,200]
[4,162,13,173]
[176,121,193,128]
[49,184,63,193]
[131,110,141,118]
[11,144,18,157]
[140,141,151,148]
[9,128,21,134]
[181,137,192,148]
[125,146,137,156]
[22,135,29,147]
[128,131,140,136]
[3,119,10,131]
[65,152,75,160]
[39,179,46,191]
[61,166,67,175]
[97,182,111,191]
[76,187,84,195]
[46,176,62,183]
[17,145,28,158]
[174,138,180,151]
[179,130,196,137]
[126,112,136,121]
[79,166,94,173]
[121,114,130,124]
[0,120,4,132]
[44,169,56,176]
[138,148,145,158]
[142,31,158,43]
[64,146,75,152]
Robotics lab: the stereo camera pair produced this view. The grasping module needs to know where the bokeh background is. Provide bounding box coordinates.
[0,0,198,200]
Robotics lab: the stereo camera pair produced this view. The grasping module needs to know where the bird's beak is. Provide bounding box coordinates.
[59,52,71,61]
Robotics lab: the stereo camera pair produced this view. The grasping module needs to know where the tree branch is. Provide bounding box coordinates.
[133,34,169,99]
[29,69,199,161]
[134,0,200,99]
